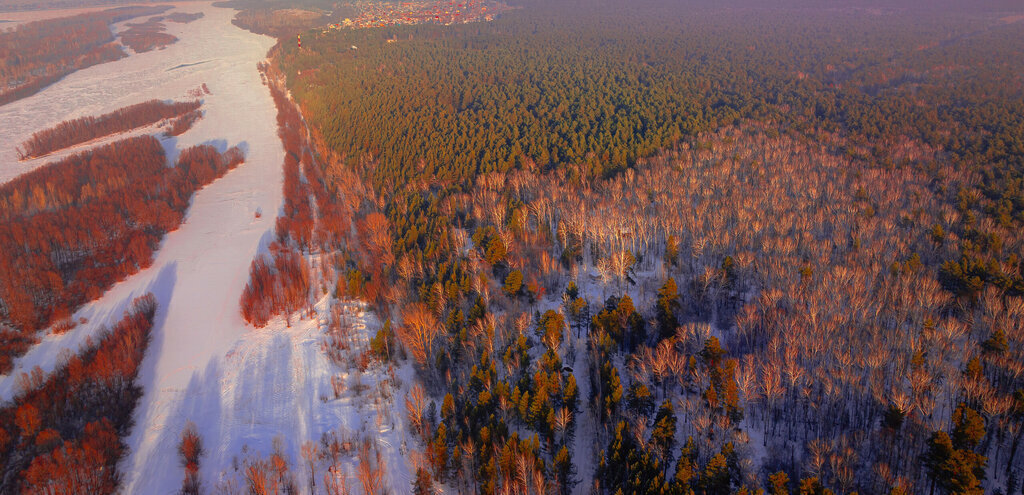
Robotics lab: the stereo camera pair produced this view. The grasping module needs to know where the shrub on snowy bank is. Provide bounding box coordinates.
[164,108,205,137]
[178,421,203,495]
[240,243,311,327]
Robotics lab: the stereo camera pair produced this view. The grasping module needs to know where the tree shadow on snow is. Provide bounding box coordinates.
[124,329,302,492]
[125,357,225,493]
[255,228,277,258]
[231,332,296,453]
[160,134,180,165]
[200,138,229,153]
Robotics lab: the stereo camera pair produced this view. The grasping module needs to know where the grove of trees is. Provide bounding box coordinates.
[0,136,244,373]
[118,16,178,53]
[0,294,157,494]
[266,0,1024,492]
[156,0,1024,492]
[16,98,201,158]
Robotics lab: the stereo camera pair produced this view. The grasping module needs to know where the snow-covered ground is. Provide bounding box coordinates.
[0,1,282,397]
[155,295,418,494]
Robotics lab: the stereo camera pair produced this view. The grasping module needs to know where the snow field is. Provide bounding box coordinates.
[218,295,419,493]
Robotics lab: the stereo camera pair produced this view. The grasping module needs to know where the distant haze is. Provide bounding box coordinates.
[3,0,1024,13]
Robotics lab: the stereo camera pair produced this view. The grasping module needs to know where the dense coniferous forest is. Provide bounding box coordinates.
[16,98,201,158]
[232,8,328,38]
[0,137,244,373]
[0,6,169,105]
[265,0,1024,493]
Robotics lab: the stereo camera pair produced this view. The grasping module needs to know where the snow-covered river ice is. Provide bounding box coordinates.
[1,5,419,492]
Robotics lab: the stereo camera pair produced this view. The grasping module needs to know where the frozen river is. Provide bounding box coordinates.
[0,4,419,492]
[0,3,292,493]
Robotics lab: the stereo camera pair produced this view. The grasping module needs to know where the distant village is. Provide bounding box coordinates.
[324,0,512,30]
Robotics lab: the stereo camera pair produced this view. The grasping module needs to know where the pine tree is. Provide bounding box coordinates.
[883,404,906,431]
[656,278,680,340]
[669,440,697,495]
[430,422,449,480]
[598,421,667,494]
[650,400,678,476]
[699,453,731,495]
[503,269,523,297]
[798,478,834,495]
[981,328,1008,355]
[924,429,986,495]
[485,236,506,265]
[951,403,985,451]
[627,382,655,418]
[769,471,791,495]
[413,467,434,495]
[665,235,680,267]
[554,445,575,495]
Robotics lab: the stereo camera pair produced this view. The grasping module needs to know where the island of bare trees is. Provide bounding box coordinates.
[119,15,178,53]
[16,99,201,159]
